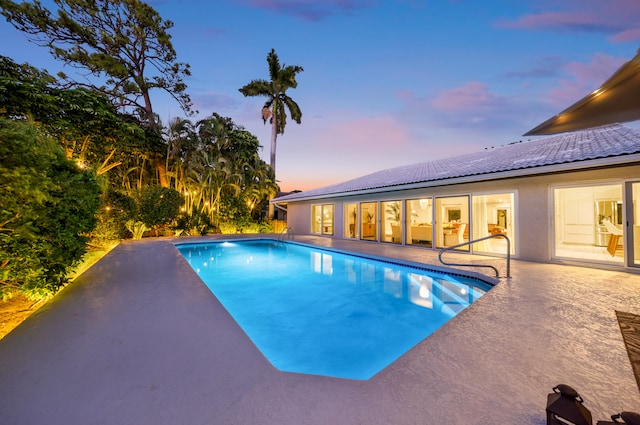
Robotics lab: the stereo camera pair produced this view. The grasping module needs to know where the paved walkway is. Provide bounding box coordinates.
[1,235,639,424]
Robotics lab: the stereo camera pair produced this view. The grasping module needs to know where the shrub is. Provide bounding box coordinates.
[0,119,101,299]
[173,206,215,236]
[93,189,137,243]
[136,186,183,236]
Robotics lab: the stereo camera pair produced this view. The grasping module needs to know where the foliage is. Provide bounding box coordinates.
[0,55,155,189]
[93,189,137,242]
[136,185,183,235]
[0,0,193,125]
[125,220,149,240]
[239,48,303,175]
[218,220,272,235]
[172,206,215,236]
[165,114,279,227]
[0,118,101,298]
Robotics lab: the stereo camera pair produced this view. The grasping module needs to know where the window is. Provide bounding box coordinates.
[381,200,402,244]
[471,193,515,255]
[553,184,623,263]
[344,203,359,239]
[435,196,469,250]
[311,204,334,235]
[360,202,378,241]
[405,198,433,247]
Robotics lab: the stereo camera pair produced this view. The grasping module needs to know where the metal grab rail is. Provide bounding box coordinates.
[438,234,511,278]
[278,227,295,241]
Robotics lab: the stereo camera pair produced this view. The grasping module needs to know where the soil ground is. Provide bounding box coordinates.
[0,294,43,340]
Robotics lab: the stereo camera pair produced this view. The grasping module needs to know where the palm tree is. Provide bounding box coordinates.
[239,48,303,177]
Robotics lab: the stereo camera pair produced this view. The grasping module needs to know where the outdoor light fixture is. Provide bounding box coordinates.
[545,384,592,425]
[596,411,640,425]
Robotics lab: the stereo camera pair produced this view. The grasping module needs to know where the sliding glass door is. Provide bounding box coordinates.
[435,196,469,250]
[627,182,640,267]
[553,184,623,263]
[471,193,515,255]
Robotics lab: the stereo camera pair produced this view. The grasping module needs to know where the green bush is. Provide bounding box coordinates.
[0,119,101,299]
[173,206,215,236]
[93,189,137,243]
[136,186,183,236]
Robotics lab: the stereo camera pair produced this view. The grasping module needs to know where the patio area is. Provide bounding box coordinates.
[1,235,639,424]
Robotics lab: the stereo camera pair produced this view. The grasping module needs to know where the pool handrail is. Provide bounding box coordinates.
[278,227,295,241]
[438,234,511,279]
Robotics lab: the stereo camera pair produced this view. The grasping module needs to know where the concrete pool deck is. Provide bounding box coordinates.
[1,235,639,424]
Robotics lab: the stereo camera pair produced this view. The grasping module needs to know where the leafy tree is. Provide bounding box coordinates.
[1,0,193,186]
[136,185,183,236]
[0,55,151,186]
[239,48,303,176]
[0,0,193,127]
[0,118,101,298]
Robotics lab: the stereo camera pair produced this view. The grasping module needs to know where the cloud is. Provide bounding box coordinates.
[431,82,498,112]
[545,53,626,106]
[496,0,640,42]
[611,28,640,42]
[504,56,564,79]
[241,0,373,21]
[192,91,241,113]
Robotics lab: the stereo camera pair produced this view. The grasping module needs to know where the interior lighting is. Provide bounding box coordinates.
[419,199,428,209]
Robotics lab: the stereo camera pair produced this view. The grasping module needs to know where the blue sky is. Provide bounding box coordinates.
[2,0,640,191]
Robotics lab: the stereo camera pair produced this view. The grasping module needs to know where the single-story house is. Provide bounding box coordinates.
[272,123,640,270]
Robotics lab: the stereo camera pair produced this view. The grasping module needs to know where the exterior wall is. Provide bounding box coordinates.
[281,164,640,265]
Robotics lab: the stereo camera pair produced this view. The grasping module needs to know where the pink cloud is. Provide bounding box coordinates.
[611,28,640,42]
[501,11,601,30]
[546,53,626,106]
[329,116,411,149]
[497,0,640,42]
[431,82,496,111]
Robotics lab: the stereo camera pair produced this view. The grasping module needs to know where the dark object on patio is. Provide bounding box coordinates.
[596,411,640,425]
[615,310,640,393]
[546,384,593,425]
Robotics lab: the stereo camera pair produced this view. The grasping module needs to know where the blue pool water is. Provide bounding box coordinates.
[177,240,492,380]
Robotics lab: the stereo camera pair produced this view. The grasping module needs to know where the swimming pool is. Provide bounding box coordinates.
[177,239,492,380]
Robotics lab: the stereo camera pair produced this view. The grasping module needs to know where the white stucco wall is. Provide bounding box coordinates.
[277,164,640,266]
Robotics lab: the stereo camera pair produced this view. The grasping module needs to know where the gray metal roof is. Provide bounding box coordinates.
[274,123,640,202]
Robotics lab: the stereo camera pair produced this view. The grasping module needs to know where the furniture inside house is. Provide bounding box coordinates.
[488,223,506,238]
[442,223,467,246]
[456,223,467,244]
[411,224,432,244]
[391,225,402,242]
[603,220,623,256]
[452,222,468,240]
[362,223,376,239]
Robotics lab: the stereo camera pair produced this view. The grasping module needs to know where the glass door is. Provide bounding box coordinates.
[435,196,469,250]
[627,182,640,267]
[360,202,378,241]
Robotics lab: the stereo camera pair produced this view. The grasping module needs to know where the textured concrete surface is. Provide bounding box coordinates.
[1,235,639,424]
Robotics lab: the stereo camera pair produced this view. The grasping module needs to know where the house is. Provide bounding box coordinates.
[271,123,640,269]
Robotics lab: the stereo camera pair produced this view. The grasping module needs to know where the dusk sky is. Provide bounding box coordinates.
[2,0,640,192]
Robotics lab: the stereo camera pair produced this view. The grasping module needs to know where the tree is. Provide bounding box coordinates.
[0,118,101,298]
[0,55,148,168]
[239,48,303,177]
[0,0,193,128]
[136,185,183,236]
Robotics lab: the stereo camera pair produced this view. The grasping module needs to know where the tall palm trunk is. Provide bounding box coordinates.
[270,107,278,174]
